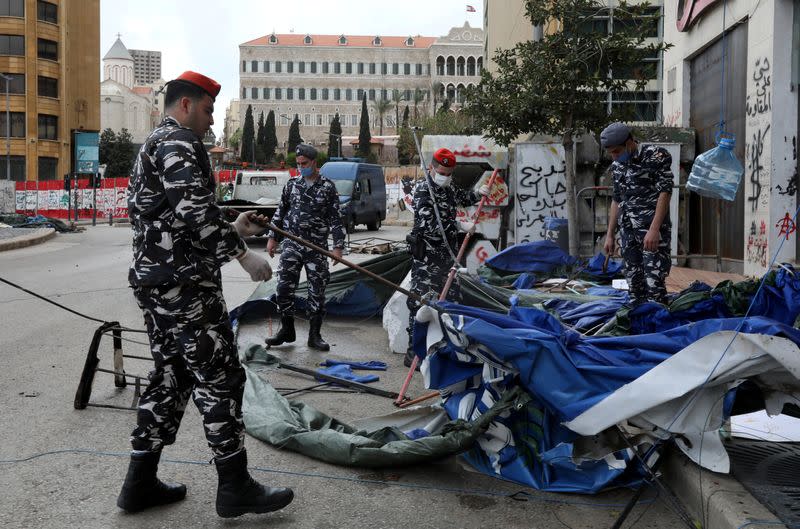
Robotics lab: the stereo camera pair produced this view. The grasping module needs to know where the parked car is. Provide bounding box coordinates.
[320,160,386,233]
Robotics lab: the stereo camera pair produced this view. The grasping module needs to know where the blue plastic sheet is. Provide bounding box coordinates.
[412,277,800,493]
[316,364,379,384]
[486,240,576,273]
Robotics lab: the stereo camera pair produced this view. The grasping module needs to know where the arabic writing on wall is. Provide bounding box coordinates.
[514,144,568,244]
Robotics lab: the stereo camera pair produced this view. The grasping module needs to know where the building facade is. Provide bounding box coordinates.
[0,0,100,182]
[483,0,665,123]
[238,23,483,147]
[223,97,240,148]
[130,48,161,85]
[100,37,161,146]
[662,0,800,275]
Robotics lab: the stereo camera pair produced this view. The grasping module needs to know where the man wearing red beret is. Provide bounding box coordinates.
[404,148,489,368]
[120,71,293,517]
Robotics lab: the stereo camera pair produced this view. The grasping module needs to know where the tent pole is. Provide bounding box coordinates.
[258,220,425,305]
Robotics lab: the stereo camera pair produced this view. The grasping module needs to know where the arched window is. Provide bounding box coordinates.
[456,83,466,103]
[456,57,465,76]
[477,56,483,72]
[269,34,278,44]
[339,35,348,45]
[446,56,455,76]
[446,84,456,102]
[405,37,414,46]
[304,35,312,45]
[436,56,445,76]
[373,36,382,46]
[467,57,476,76]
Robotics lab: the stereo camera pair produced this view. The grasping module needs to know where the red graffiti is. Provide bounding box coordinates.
[677,0,720,32]
[475,246,490,264]
[776,213,797,240]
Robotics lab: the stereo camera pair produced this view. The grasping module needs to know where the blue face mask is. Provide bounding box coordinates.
[299,166,314,177]
[616,150,632,164]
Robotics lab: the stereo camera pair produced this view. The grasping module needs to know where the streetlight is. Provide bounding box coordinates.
[328,132,343,158]
[0,73,11,181]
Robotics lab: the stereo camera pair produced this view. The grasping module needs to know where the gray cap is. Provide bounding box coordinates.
[600,122,632,148]
[295,143,318,160]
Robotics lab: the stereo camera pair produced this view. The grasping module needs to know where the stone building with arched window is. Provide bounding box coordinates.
[237,22,484,146]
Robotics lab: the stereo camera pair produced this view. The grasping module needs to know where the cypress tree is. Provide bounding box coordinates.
[264,110,277,163]
[357,94,371,158]
[327,113,342,158]
[287,113,302,153]
[241,105,255,163]
[255,111,266,163]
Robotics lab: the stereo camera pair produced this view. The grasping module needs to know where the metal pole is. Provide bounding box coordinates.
[249,217,424,304]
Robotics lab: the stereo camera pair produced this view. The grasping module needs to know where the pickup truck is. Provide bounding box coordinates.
[218,170,293,219]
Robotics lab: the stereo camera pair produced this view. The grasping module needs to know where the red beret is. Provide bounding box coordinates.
[433,148,456,167]
[173,71,221,99]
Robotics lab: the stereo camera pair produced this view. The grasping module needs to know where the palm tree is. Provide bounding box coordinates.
[371,98,393,136]
[390,90,405,132]
[412,88,426,122]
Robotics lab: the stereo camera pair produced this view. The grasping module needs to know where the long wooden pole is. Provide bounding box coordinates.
[253,219,425,305]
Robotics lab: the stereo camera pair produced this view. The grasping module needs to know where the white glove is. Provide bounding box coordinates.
[233,211,267,237]
[478,184,491,197]
[237,250,272,282]
[459,220,475,232]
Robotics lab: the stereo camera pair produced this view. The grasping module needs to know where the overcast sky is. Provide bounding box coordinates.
[100,0,485,138]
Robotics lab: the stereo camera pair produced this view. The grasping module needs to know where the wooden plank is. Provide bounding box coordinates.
[665,266,747,293]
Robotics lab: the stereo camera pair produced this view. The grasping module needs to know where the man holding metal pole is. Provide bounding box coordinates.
[404,147,489,368]
[120,70,293,517]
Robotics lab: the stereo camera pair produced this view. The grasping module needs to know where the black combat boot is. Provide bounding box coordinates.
[403,347,420,371]
[117,450,187,513]
[214,450,294,518]
[307,314,330,351]
[266,315,295,346]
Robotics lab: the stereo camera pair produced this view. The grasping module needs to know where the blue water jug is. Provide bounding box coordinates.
[686,137,744,202]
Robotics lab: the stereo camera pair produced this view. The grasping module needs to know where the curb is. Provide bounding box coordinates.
[662,446,787,529]
[0,228,56,252]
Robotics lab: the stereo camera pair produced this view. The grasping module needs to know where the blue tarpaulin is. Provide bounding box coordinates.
[410,264,800,493]
[486,240,577,273]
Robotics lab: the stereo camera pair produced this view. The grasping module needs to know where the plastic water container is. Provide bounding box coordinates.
[686,137,744,202]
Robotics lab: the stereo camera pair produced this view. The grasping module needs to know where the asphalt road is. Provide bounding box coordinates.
[0,224,686,528]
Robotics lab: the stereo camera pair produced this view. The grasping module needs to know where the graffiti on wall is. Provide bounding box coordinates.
[746,220,768,269]
[746,58,772,118]
[747,124,770,212]
[514,143,568,244]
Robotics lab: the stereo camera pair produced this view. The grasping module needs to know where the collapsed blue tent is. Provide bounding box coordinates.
[409,266,800,493]
[230,250,412,322]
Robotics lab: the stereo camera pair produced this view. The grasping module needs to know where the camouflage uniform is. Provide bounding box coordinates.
[128,116,247,458]
[267,175,345,316]
[406,177,480,341]
[611,145,673,305]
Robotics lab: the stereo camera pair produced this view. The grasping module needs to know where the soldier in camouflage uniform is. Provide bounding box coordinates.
[266,143,345,352]
[405,148,489,367]
[119,71,294,518]
[602,122,673,306]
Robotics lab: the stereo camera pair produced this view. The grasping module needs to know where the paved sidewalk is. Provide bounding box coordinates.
[0,227,56,251]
